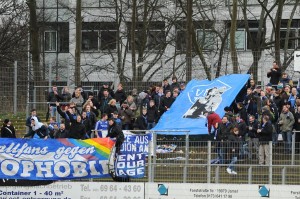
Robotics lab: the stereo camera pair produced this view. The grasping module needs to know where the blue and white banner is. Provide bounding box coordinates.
[116,133,152,178]
[153,74,250,135]
[0,138,116,180]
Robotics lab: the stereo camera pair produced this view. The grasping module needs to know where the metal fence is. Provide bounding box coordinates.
[140,131,300,185]
[1,50,298,115]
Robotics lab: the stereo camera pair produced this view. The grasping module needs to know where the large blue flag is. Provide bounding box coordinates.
[153,74,250,135]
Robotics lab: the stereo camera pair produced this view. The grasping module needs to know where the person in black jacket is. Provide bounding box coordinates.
[267,61,282,88]
[1,119,16,138]
[147,100,159,129]
[107,118,124,154]
[24,116,48,139]
[66,109,86,139]
[236,102,248,125]
[134,108,148,130]
[159,90,175,115]
[246,115,259,160]
[216,116,234,164]
[49,122,69,138]
[226,127,241,175]
[257,115,273,165]
[47,85,63,122]
[114,83,127,106]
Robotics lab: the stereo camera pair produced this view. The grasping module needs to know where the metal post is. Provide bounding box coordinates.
[161,57,165,80]
[282,167,286,185]
[151,131,157,182]
[183,132,189,183]
[268,141,272,184]
[248,166,252,184]
[67,57,70,87]
[292,131,296,165]
[13,61,18,114]
[207,141,211,183]
[33,87,37,109]
[215,166,219,183]
[49,62,52,92]
[148,130,153,183]
[210,51,214,80]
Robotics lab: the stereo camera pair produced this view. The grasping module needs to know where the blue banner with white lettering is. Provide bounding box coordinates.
[153,74,250,135]
[0,138,115,180]
[116,133,152,178]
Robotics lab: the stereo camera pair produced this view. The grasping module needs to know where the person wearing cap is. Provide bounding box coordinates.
[278,104,295,153]
[1,119,16,138]
[267,61,282,87]
[107,118,124,155]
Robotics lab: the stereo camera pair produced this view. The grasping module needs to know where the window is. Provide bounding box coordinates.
[197,29,216,50]
[176,30,186,52]
[82,22,117,51]
[37,0,69,8]
[82,31,99,51]
[246,29,265,50]
[100,30,117,50]
[44,31,57,51]
[41,22,69,53]
[280,29,296,49]
[82,0,100,7]
[226,20,266,51]
[234,29,246,50]
[100,0,114,7]
[128,21,165,51]
[147,30,166,50]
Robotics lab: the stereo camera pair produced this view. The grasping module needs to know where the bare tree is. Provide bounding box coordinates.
[229,0,238,73]
[186,0,193,82]
[75,0,82,86]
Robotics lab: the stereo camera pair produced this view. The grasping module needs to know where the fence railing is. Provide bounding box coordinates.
[142,131,300,184]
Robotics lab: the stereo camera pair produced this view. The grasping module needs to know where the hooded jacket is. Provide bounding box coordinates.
[30,116,48,138]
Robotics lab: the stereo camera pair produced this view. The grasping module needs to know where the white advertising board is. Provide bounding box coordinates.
[145,183,300,199]
[2,182,144,199]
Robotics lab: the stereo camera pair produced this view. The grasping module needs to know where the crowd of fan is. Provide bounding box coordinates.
[206,61,300,175]
[0,76,185,143]
[1,61,299,172]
